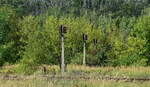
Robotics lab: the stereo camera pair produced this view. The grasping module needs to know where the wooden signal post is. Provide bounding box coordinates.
[83,34,88,65]
[59,25,67,76]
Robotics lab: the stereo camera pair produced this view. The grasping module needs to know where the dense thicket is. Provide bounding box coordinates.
[0,0,150,68]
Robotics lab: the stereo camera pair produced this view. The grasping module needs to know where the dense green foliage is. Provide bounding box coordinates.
[0,6,21,66]
[0,0,150,68]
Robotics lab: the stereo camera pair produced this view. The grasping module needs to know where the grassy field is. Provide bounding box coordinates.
[0,77,150,87]
[0,65,150,87]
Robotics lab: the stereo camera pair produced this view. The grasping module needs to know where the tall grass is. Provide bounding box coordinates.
[0,77,150,87]
[0,65,150,87]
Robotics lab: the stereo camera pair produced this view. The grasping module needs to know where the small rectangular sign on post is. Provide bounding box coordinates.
[83,34,88,41]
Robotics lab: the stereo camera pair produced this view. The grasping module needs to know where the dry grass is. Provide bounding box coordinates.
[0,77,150,87]
[1,65,150,77]
[0,65,150,87]
[66,65,150,78]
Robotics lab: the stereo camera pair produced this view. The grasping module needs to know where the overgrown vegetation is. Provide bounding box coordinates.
[0,78,150,87]
[0,65,150,87]
[0,0,150,74]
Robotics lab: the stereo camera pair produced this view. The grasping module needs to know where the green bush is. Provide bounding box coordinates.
[0,5,20,65]
[16,58,38,75]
